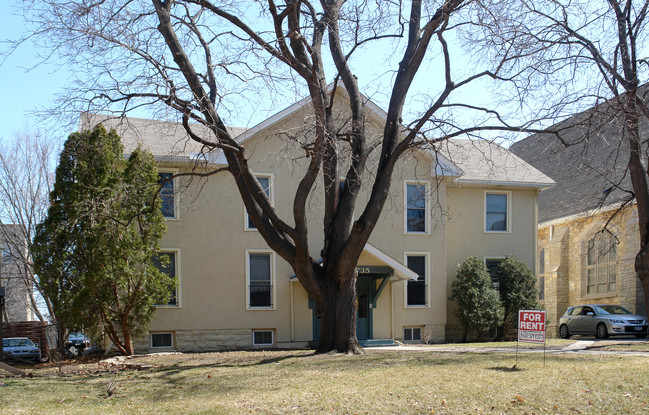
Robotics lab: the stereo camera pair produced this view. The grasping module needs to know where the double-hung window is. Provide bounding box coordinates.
[247,251,274,309]
[406,254,427,306]
[152,251,179,307]
[405,182,427,233]
[485,192,509,232]
[246,175,272,230]
[157,172,176,219]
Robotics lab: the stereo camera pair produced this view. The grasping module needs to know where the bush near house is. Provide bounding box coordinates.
[494,256,539,340]
[450,257,503,342]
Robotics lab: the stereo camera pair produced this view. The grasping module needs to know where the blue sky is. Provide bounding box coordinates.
[0,2,74,142]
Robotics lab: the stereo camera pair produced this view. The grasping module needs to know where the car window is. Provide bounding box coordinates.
[569,306,583,316]
[582,307,594,315]
[3,338,34,347]
[596,305,632,315]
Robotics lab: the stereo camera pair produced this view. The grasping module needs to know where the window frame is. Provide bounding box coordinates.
[157,170,179,220]
[150,332,174,349]
[252,329,274,346]
[538,247,547,301]
[582,232,618,297]
[484,257,506,292]
[404,180,429,235]
[246,249,276,310]
[404,252,430,308]
[484,190,511,233]
[403,326,423,342]
[1,243,11,262]
[153,248,181,308]
[244,173,274,231]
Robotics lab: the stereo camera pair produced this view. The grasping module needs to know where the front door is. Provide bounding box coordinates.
[311,277,375,342]
[356,278,372,340]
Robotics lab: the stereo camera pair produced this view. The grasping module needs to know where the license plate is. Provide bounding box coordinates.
[634,326,642,331]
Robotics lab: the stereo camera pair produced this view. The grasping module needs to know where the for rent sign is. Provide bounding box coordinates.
[518,310,546,343]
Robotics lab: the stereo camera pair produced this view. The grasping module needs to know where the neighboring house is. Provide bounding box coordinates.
[83,88,553,352]
[510,101,649,336]
[1,224,34,322]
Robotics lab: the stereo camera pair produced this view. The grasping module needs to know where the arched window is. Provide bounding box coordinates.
[585,233,617,294]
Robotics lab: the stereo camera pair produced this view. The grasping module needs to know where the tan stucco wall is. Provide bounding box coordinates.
[538,205,645,336]
[132,95,541,351]
[444,185,540,341]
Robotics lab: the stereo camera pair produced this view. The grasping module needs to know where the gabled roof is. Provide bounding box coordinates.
[289,243,419,282]
[81,113,246,163]
[81,91,552,189]
[510,96,649,223]
[436,139,554,188]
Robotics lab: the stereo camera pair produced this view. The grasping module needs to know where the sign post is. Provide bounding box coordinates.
[517,310,546,367]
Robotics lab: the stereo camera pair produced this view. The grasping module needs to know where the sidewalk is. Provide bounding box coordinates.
[367,339,649,356]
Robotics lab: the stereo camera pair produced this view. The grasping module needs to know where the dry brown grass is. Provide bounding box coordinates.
[1,348,648,414]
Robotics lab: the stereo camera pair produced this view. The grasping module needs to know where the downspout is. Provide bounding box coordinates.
[290,281,295,342]
[390,281,395,340]
[534,191,539,274]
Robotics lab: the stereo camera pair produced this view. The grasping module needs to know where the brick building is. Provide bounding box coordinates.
[511,99,648,336]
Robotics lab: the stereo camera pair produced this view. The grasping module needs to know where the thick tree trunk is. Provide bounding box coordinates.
[315,274,364,354]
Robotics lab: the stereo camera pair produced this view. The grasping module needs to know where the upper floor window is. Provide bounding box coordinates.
[485,192,509,232]
[585,233,617,295]
[152,251,179,307]
[246,175,272,230]
[1,243,11,262]
[406,254,427,306]
[157,172,176,219]
[405,183,427,233]
[247,251,274,309]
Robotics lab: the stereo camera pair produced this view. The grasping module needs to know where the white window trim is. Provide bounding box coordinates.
[403,251,430,309]
[403,180,430,235]
[244,173,275,231]
[158,169,179,220]
[252,329,275,346]
[245,249,276,310]
[154,248,182,308]
[484,190,512,234]
[150,332,174,349]
[403,326,423,342]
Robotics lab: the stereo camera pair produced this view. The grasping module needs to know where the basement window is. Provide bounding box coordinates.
[403,327,422,342]
[150,332,173,348]
[252,330,274,346]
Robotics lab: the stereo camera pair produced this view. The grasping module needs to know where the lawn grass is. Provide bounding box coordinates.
[2,349,649,414]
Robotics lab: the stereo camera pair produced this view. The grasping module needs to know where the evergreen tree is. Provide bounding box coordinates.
[450,257,503,342]
[33,125,170,356]
[495,256,539,340]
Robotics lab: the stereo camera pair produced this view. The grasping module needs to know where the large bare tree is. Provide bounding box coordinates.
[21,0,543,353]
[0,130,57,323]
[471,0,649,317]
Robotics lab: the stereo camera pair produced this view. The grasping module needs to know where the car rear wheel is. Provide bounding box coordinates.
[595,323,609,339]
[559,324,571,339]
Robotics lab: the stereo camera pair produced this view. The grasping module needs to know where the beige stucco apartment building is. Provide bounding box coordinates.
[86,90,553,352]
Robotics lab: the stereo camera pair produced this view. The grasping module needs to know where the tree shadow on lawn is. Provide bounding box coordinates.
[488,366,524,372]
